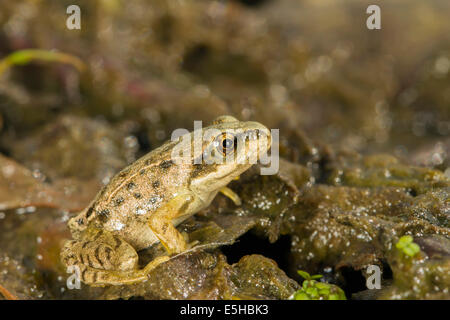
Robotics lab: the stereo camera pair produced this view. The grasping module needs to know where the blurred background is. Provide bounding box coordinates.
[0,0,448,168]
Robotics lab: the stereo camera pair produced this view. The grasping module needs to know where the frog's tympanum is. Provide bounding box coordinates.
[61,116,271,286]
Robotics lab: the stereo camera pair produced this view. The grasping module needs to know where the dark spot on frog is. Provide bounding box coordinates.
[97,209,110,222]
[77,218,84,225]
[134,193,142,199]
[81,268,87,281]
[105,247,112,261]
[152,181,160,188]
[114,237,122,250]
[114,197,124,206]
[64,254,76,263]
[118,171,128,178]
[192,163,217,178]
[94,246,102,265]
[85,207,94,218]
[192,164,205,176]
[159,160,173,169]
[126,182,136,190]
[93,230,104,240]
[139,169,146,175]
[98,186,108,197]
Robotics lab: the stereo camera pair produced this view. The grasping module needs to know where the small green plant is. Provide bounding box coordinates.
[395,235,420,257]
[290,270,346,300]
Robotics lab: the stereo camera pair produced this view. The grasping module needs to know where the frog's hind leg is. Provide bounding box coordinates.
[61,229,168,286]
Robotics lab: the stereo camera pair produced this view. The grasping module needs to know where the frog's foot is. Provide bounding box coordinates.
[67,264,152,287]
[63,256,170,287]
[180,231,200,250]
[219,186,242,206]
[142,255,170,274]
[187,240,200,249]
[61,230,168,286]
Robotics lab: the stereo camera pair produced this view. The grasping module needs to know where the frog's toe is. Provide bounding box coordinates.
[219,187,242,206]
[142,255,170,274]
[187,240,200,249]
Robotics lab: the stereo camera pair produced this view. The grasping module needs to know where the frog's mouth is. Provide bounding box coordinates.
[190,163,249,197]
[215,165,247,181]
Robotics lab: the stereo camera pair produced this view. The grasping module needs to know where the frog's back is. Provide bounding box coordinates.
[68,140,192,250]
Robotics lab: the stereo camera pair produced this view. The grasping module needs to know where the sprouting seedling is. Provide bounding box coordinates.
[0,49,86,76]
[297,270,323,281]
[395,235,420,257]
[291,270,346,300]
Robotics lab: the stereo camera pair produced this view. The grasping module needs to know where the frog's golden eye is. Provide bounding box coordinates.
[216,133,237,156]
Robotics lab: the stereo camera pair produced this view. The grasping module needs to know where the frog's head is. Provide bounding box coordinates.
[187,115,271,202]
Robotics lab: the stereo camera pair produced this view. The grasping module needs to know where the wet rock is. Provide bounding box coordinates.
[99,252,297,300]
[231,254,298,299]
[326,153,449,195]
[381,235,450,299]
[225,161,309,243]
[283,156,449,299]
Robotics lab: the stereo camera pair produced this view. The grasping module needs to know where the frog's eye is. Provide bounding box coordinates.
[216,133,237,156]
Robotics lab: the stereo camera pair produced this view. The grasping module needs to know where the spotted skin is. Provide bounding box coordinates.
[61,115,271,286]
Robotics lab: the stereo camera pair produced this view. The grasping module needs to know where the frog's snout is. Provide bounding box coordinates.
[247,122,271,152]
[240,121,272,163]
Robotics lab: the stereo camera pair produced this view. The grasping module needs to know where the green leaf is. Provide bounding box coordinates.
[294,292,310,300]
[315,282,329,289]
[302,280,309,290]
[404,243,420,257]
[8,51,33,65]
[297,270,311,280]
[319,289,330,296]
[0,49,85,76]
[306,287,319,298]
[396,235,413,249]
[396,235,420,257]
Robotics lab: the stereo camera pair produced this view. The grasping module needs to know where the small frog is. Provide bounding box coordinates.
[61,115,271,286]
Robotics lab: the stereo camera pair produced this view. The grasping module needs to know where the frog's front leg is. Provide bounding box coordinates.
[61,228,169,286]
[148,193,195,255]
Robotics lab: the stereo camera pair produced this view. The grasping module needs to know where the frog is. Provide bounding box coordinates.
[61,115,271,286]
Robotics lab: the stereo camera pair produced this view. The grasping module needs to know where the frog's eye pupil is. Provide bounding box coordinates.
[217,135,237,156]
[223,138,233,149]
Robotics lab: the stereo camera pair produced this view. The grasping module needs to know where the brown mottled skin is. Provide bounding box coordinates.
[61,116,271,286]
